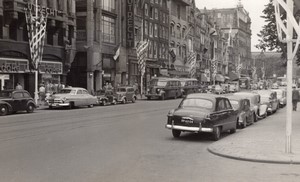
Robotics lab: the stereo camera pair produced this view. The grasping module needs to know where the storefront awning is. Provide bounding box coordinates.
[229,71,239,81]
[215,74,225,82]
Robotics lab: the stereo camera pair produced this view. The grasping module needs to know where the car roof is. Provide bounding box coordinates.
[62,87,86,90]
[151,77,180,81]
[226,95,248,101]
[186,93,226,100]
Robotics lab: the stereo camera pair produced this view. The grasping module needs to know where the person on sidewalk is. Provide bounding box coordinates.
[292,86,300,111]
[15,83,23,90]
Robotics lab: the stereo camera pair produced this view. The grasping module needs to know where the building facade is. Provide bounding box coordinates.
[0,0,76,96]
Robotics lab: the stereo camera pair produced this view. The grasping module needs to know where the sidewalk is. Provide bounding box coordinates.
[208,105,300,164]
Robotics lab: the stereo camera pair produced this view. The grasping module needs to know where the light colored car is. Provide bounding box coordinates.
[272,89,286,107]
[233,92,268,121]
[254,90,279,114]
[115,86,137,104]
[47,87,98,109]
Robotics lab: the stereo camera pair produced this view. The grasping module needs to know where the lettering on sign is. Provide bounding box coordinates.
[25,3,64,17]
[39,61,63,74]
[0,59,29,73]
[126,0,135,48]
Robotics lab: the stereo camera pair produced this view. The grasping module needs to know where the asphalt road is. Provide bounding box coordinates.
[0,99,300,182]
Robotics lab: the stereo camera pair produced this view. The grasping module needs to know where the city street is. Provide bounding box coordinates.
[0,99,300,182]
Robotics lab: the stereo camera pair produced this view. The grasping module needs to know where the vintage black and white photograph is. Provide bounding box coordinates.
[1,0,300,181]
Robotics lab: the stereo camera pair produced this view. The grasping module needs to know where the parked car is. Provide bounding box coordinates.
[95,89,117,106]
[255,90,279,115]
[233,92,268,121]
[0,90,36,116]
[272,89,286,108]
[227,96,255,128]
[165,93,238,141]
[146,77,182,100]
[47,87,98,109]
[214,85,224,94]
[115,86,137,104]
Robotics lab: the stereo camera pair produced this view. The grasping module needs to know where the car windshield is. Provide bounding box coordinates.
[180,98,213,110]
[229,100,239,110]
[59,89,76,94]
[0,91,12,98]
[117,88,126,92]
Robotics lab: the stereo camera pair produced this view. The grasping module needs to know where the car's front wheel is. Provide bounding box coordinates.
[122,98,126,104]
[26,103,35,113]
[88,104,94,108]
[172,129,181,138]
[213,127,221,141]
[132,97,136,103]
[0,105,8,116]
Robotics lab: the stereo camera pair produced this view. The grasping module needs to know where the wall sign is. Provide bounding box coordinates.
[126,0,135,48]
[0,58,29,73]
[25,3,64,17]
[39,61,63,74]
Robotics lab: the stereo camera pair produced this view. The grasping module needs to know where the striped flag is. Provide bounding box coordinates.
[236,63,242,73]
[187,52,197,78]
[25,9,47,70]
[211,59,217,77]
[136,40,149,76]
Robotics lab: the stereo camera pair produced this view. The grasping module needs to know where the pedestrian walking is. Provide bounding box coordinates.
[292,86,300,111]
[15,83,23,90]
[39,83,46,106]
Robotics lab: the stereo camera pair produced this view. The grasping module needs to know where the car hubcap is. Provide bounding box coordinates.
[1,107,5,113]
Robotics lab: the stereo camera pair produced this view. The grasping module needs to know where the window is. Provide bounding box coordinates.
[102,15,116,44]
[83,90,89,95]
[182,27,186,39]
[170,23,175,37]
[177,4,181,19]
[154,8,158,20]
[149,6,153,19]
[148,41,153,58]
[153,42,157,58]
[217,99,226,111]
[180,98,213,110]
[23,92,31,98]
[102,0,116,12]
[149,22,153,37]
[177,25,181,39]
[77,90,83,94]
[162,13,165,23]
[144,20,148,36]
[154,24,158,37]
[225,99,232,110]
[145,4,148,16]
[13,92,23,99]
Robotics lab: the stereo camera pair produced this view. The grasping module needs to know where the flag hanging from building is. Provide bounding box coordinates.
[261,67,265,79]
[187,52,197,78]
[113,45,121,60]
[251,66,257,76]
[136,40,149,76]
[236,63,242,74]
[211,59,217,77]
[25,9,47,70]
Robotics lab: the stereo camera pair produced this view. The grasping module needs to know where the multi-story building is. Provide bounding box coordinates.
[167,0,190,77]
[125,0,169,88]
[206,2,252,79]
[0,0,76,96]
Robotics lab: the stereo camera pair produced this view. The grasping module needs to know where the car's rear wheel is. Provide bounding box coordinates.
[160,94,165,100]
[147,96,151,100]
[88,104,94,108]
[0,105,8,116]
[172,129,181,138]
[241,119,247,129]
[132,97,136,103]
[213,127,221,141]
[122,98,126,104]
[102,100,106,106]
[112,99,117,105]
[68,102,74,109]
[26,103,35,113]
[253,113,257,122]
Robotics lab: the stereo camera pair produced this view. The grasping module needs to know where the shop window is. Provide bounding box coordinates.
[102,15,116,44]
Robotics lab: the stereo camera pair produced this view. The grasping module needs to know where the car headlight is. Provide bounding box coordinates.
[167,109,175,116]
[157,89,161,92]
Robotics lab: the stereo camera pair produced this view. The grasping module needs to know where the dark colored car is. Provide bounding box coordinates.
[0,90,36,116]
[254,90,279,115]
[146,77,182,100]
[95,89,117,105]
[166,93,238,141]
[115,86,137,104]
[227,96,255,129]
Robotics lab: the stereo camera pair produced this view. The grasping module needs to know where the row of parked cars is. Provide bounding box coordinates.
[165,88,287,140]
[0,86,138,116]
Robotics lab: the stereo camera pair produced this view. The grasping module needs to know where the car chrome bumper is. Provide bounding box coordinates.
[165,124,213,132]
[49,103,70,107]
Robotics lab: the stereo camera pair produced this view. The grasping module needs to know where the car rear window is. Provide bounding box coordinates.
[0,91,12,98]
[180,98,213,110]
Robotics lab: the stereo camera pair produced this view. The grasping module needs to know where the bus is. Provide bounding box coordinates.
[239,77,251,90]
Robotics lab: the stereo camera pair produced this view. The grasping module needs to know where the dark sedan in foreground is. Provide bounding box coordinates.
[166,93,238,141]
[0,90,36,116]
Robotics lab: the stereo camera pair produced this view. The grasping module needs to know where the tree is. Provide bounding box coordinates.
[255,0,300,66]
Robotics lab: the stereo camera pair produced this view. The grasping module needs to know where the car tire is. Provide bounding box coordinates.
[49,105,53,109]
[68,102,74,109]
[132,97,136,103]
[229,126,236,134]
[0,105,8,116]
[88,104,94,108]
[253,113,257,123]
[112,99,117,105]
[147,96,151,100]
[102,100,106,106]
[174,94,177,99]
[241,119,247,129]
[122,98,126,104]
[213,127,221,141]
[172,129,181,138]
[26,103,35,113]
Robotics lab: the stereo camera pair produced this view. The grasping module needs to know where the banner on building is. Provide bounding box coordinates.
[136,40,149,76]
[25,5,48,70]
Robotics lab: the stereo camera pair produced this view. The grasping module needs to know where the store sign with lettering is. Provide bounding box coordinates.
[0,59,29,73]
[25,3,63,17]
[39,61,62,74]
[126,0,135,48]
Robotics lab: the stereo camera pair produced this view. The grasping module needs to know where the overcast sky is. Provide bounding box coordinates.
[195,0,270,52]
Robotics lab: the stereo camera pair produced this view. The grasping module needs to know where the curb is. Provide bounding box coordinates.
[207,147,300,165]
